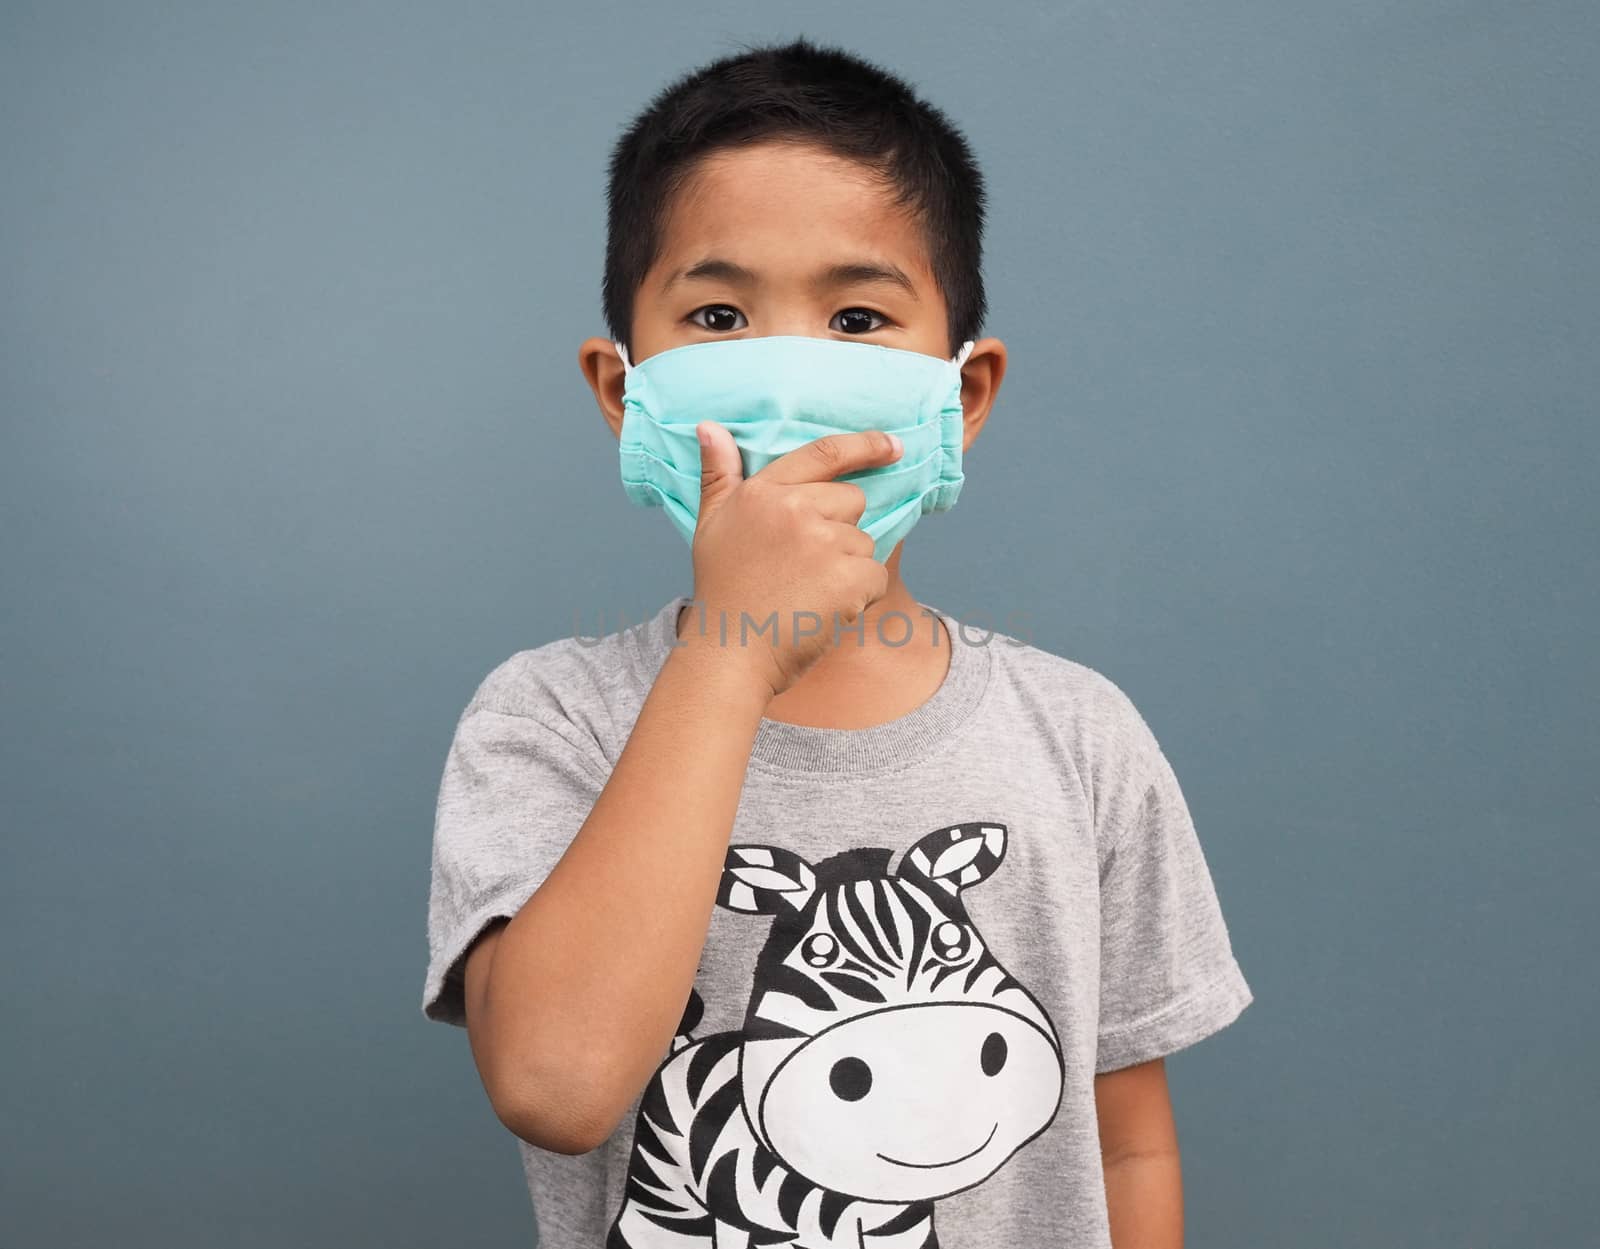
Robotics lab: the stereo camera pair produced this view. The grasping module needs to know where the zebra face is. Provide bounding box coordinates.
[716,823,1065,1203]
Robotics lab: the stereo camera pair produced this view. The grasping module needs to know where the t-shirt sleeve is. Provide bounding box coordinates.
[1094,729,1254,1074]
[421,701,607,1029]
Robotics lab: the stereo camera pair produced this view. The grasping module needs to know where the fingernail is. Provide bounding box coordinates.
[697,424,712,448]
[888,433,903,457]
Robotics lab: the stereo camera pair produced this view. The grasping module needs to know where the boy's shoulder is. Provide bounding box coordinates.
[980,618,1152,718]
[982,623,1120,698]
[975,621,1169,784]
[456,611,649,726]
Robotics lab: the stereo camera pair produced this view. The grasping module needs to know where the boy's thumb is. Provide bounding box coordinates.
[696,421,743,516]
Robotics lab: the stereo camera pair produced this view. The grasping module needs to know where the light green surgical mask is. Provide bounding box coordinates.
[615,334,976,563]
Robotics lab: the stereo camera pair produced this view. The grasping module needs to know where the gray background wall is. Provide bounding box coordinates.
[3,2,1595,1245]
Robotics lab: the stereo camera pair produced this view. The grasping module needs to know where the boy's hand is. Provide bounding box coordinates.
[688,422,902,699]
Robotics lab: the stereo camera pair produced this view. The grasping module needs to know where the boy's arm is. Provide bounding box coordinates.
[462,638,770,1154]
[456,429,899,1156]
[1096,1058,1183,1249]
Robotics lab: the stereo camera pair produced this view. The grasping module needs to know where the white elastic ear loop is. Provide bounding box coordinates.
[954,339,977,367]
[614,341,633,375]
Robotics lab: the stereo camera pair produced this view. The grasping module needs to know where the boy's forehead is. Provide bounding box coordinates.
[650,142,937,294]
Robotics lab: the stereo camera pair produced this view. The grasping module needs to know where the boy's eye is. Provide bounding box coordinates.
[686,304,747,332]
[831,308,889,335]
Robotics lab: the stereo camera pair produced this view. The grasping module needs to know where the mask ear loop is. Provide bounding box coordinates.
[614,341,633,376]
[954,339,977,367]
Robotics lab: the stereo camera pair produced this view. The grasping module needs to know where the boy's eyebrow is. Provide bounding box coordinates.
[661,256,921,300]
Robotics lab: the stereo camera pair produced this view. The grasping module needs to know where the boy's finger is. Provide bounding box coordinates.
[781,480,870,524]
[696,421,744,517]
[758,431,903,487]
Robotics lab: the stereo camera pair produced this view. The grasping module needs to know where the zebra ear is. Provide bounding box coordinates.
[717,845,818,915]
[896,822,1008,897]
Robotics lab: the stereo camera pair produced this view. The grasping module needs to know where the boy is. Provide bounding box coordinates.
[422,36,1252,1249]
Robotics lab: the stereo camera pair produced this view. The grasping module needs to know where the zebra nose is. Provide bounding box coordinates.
[829,1055,872,1101]
[981,1030,1008,1076]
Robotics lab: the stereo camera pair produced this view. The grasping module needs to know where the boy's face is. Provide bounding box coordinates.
[581,140,1003,454]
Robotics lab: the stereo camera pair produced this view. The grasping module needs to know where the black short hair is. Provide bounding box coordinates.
[602,36,987,359]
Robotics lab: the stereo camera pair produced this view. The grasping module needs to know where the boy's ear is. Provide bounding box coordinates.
[958,337,1007,453]
[578,335,628,440]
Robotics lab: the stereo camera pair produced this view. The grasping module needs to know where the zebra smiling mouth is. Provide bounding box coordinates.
[876,1120,998,1169]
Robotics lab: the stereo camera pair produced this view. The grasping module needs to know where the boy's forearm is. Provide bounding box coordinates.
[480,633,773,1147]
[1103,1148,1184,1249]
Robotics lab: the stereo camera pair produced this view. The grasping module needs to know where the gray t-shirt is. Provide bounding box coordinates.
[423,594,1253,1248]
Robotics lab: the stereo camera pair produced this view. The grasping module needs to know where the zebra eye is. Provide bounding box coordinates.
[930,920,971,962]
[800,932,840,968]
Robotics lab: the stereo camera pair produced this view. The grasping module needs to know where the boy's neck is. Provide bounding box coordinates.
[677,560,952,731]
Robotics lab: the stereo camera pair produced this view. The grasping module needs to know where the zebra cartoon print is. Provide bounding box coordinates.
[606,821,1065,1248]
